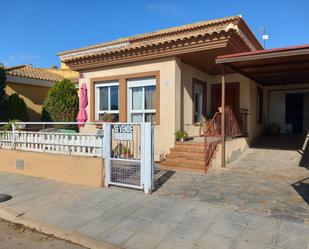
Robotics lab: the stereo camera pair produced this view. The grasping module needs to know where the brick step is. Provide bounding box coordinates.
[165,151,205,161]
[174,141,204,146]
[160,157,205,168]
[159,164,205,173]
[171,145,205,153]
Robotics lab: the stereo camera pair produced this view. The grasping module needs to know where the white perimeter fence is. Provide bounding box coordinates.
[0,121,154,194]
[0,122,103,157]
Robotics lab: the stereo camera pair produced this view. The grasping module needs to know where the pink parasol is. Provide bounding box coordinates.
[77,83,88,127]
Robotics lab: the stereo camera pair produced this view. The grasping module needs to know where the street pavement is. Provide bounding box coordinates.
[0,218,86,249]
[0,136,308,249]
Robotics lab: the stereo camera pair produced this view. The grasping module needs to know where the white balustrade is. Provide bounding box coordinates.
[0,130,103,157]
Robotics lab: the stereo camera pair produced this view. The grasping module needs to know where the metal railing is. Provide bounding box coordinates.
[204,107,248,138]
[203,107,248,170]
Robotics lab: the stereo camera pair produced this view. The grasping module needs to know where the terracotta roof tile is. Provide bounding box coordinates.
[58,15,262,62]
[6,65,78,83]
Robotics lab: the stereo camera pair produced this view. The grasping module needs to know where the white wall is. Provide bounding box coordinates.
[267,84,309,134]
[269,91,286,132]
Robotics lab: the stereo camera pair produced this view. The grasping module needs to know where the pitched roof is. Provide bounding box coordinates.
[58,15,262,63]
[5,65,78,83]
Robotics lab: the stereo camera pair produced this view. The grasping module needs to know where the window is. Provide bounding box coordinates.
[193,81,205,123]
[257,86,263,124]
[95,82,119,121]
[128,77,156,122]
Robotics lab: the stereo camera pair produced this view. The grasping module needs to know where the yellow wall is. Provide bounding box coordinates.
[0,149,104,187]
[45,68,79,79]
[5,82,50,121]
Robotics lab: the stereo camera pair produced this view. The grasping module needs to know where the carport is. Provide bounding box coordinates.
[216,44,309,166]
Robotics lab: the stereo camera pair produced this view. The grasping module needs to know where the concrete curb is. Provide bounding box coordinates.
[0,206,121,249]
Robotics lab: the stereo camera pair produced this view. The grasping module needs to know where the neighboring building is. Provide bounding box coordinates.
[5,65,78,121]
[58,15,309,168]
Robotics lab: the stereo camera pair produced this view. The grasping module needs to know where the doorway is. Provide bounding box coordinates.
[286,93,303,133]
[211,82,240,115]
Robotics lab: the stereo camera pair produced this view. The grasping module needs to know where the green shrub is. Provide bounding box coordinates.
[174,130,188,141]
[4,93,29,121]
[42,79,78,122]
[0,65,6,120]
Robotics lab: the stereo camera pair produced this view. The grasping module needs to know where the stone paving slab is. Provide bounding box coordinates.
[0,140,308,249]
[0,171,308,249]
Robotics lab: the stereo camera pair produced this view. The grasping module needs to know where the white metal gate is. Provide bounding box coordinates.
[103,122,154,194]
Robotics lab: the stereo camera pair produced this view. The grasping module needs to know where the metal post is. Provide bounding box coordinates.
[221,66,226,167]
[103,123,111,187]
[142,122,153,194]
[12,123,16,150]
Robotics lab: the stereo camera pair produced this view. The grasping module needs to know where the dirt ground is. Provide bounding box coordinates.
[0,219,87,249]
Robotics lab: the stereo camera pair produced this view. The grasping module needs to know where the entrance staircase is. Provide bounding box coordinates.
[160,106,248,173]
[160,140,218,173]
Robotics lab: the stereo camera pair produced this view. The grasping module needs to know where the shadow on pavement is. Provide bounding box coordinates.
[292,177,309,204]
[153,169,175,192]
[252,134,309,169]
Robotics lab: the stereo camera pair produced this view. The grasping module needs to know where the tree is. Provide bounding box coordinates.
[4,93,29,121]
[0,65,6,120]
[42,79,79,122]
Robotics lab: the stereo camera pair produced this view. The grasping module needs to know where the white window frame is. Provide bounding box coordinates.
[95,81,119,120]
[127,77,156,123]
[193,84,203,123]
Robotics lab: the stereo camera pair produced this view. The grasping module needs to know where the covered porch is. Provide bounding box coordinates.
[216,44,309,166]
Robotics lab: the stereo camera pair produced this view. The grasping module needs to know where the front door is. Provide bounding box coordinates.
[286,93,303,133]
[211,82,240,115]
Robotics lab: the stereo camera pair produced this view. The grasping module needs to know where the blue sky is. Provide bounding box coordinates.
[1,0,309,68]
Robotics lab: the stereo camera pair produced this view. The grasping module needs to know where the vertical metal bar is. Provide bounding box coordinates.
[221,65,226,167]
[140,123,145,188]
[103,123,111,187]
[143,123,152,194]
[12,123,16,150]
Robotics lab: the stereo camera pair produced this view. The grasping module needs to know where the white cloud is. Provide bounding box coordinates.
[1,53,41,67]
[146,2,185,17]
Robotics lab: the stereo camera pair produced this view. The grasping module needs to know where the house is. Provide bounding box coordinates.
[5,65,78,121]
[58,15,309,170]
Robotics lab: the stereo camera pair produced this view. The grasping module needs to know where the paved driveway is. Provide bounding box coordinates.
[0,135,308,249]
[156,135,309,223]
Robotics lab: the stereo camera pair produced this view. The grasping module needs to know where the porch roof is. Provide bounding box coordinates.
[216,44,309,85]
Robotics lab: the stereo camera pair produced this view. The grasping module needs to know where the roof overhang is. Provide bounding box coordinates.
[216,44,309,85]
[6,75,55,87]
[59,16,263,71]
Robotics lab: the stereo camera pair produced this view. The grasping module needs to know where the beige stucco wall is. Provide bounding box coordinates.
[212,73,265,144]
[80,57,180,160]
[247,79,265,143]
[78,59,269,161]
[211,137,248,169]
[0,149,104,187]
[5,82,50,121]
[181,62,215,136]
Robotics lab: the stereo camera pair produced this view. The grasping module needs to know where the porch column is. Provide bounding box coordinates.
[221,65,226,167]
